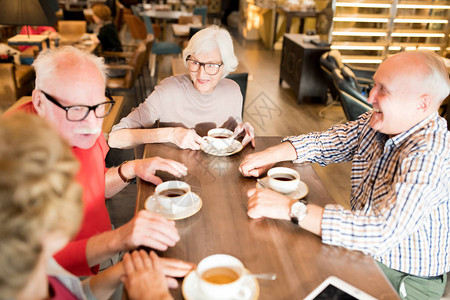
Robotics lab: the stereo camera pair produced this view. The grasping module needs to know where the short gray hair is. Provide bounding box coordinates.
[416,50,450,104]
[32,46,108,90]
[396,50,450,104]
[183,25,238,77]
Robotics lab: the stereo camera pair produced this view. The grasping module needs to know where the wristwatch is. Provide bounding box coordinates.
[290,200,307,225]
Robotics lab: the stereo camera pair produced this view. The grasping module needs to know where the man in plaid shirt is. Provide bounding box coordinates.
[240,50,449,300]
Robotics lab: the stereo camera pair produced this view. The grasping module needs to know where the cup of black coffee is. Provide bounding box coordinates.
[204,128,235,150]
[267,167,300,194]
[155,180,191,213]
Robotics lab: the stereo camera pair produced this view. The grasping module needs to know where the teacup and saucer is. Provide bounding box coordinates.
[201,128,243,156]
[182,254,259,300]
[256,167,308,200]
[145,180,202,220]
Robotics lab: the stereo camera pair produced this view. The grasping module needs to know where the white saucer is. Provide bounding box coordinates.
[201,139,243,156]
[145,192,202,220]
[182,270,260,300]
[256,176,308,200]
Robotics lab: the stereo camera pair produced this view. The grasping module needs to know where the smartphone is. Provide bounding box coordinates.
[304,276,377,300]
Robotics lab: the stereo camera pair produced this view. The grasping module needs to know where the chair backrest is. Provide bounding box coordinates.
[63,9,85,20]
[0,63,19,110]
[142,15,161,40]
[130,4,141,16]
[58,20,87,35]
[114,0,130,31]
[178,15,202,25]
[193,6,207,25]
[320,49,373,102]
[225,72,249,118]
[332,69,372,121]
[124,14,147,40]
[188,26,202,39]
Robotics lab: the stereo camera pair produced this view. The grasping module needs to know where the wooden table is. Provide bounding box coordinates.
[8,34,50,51]
[136,137,399,300]
[141,10,193,39]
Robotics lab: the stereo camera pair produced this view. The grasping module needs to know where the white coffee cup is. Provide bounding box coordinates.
[267,167,300,194]
[155,181,191,213]
[204,128,235,150]
[197,254,250,299]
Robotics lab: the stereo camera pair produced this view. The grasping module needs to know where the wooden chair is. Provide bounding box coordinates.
[178,15,202,25]
[193,6,207,25]
[141,15,181,77]
[105,41,147,106]
[0,63,34,111]
[57,20,87,43]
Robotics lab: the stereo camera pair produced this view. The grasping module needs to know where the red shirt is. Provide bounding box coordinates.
[14,102,112,276]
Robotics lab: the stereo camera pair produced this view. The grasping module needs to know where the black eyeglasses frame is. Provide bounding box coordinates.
[186,57,223,75]
[40,90,116,122]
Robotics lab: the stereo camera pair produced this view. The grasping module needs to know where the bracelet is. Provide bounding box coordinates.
[118,161,134,183]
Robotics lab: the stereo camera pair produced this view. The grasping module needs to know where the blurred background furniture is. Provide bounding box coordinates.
[279,33,330,104]
[105,41,147,105]
[320,49,375,120]
[0,63,35,111]
[193,6,207,25]
[58,20,87,43]
[331,67,372,122]
[225,72,249,118]
[140,15,181,77]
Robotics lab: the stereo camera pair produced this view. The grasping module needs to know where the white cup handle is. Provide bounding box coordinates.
[233,276,252,300]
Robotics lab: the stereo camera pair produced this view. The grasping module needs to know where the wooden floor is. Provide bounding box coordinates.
[106,27,353,231]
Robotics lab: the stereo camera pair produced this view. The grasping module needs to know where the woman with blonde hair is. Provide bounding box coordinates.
[0,113,172,300]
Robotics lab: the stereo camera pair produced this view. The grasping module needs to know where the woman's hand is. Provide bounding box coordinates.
[171,128,207,150]
[121,250,173,300]
[234,122,255,147]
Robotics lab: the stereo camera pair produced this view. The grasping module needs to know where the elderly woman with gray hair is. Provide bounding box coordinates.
[108,25,255,151]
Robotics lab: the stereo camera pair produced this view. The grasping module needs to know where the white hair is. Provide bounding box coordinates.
[182,25,238,77]
[417,51,450,104]
[32,46,108,90]
[399,50,450,104]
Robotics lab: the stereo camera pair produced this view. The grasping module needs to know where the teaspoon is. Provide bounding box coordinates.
[248,273,277,280]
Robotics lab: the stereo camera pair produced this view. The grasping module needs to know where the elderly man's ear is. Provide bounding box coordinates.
[32,89,46,116]
[417,94,433,113]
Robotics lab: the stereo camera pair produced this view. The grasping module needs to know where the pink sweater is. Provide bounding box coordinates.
[111,75,243,136]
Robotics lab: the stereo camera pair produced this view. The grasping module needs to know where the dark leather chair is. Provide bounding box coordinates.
[331,68,372,121]
[225,72,248,118]
[320,50,375,120]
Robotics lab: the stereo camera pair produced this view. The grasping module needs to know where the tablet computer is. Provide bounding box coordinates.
[304,276,377,300]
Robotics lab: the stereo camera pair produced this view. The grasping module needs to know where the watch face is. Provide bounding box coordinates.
[291,201,307,222]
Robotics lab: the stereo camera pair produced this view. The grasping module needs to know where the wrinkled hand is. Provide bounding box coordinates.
[160,257,196,288]
[247,188,295,220]
[171,128,206,150]
[122,250,173,300]
[239,150,275,177]
[134,157,187,185]
[117,210,180,251]
[234,122,255,148]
